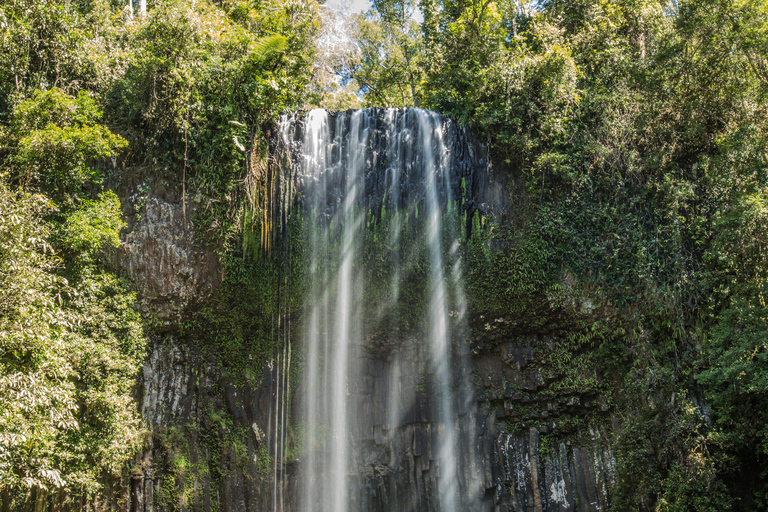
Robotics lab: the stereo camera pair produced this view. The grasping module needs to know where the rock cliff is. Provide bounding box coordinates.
[117,109,619,512]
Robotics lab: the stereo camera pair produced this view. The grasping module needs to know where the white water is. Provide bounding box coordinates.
[418,110,460,512]
[279,108,474,512]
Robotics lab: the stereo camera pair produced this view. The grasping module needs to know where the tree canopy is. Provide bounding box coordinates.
[0,0,317,508]
[1,0,767,509]
[353,0,768,507]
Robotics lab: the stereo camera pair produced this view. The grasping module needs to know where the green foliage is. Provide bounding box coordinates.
[611,392,733,512]
[0,35,142,507]
[0,180,144,499]
[0,183,74,492]
[346,0,425,107]
[710,193,768,295]
[153,410,270,512]
[0,0,131,122]
[465,221,554,322]
[4,89,127,199]
[10,88,103,132]
[110,0,316,245]
[421,0,508,124]
[694,290,768,505]
[57,191,125,263]
[475,22,579,163]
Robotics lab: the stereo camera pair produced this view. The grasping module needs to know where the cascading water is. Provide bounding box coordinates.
[275,108,483,512]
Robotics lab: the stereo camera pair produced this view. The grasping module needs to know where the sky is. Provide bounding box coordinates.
[323,0,372,14]
[322,0,424,22]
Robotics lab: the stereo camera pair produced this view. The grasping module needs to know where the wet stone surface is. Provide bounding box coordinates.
[125,108,616,512]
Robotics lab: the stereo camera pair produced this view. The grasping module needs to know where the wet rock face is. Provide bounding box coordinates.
[129,333,615,512]
[117,195,221,322]
[293,335,486,512]
[492,427,615,512]
[471,337,616,512]
[104,162,222,324]
[122,109,616,512]
[130,342,288,512]
[327,334,615,512]
[277,108,508,233]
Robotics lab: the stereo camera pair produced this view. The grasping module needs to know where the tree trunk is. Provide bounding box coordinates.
[404,49,419,107]
[34,487,46,512]
[1,487,11,512]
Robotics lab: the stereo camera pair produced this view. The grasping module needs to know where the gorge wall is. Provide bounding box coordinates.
[117,109,620,512]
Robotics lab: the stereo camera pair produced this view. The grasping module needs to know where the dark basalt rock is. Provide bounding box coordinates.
[121,109,616,512]
[130,332,614,512]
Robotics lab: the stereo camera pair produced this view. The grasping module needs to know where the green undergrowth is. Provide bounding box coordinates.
[464,218,557,324]
[179,192,486,377]
[152,409,268,512]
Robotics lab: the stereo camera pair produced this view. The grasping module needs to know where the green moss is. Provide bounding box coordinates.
[152,405,268,512]
[463,217,560,340]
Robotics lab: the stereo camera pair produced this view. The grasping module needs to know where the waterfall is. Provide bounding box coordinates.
[276,108,482,512]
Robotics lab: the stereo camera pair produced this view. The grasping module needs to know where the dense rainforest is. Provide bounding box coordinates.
[0,0,767,510]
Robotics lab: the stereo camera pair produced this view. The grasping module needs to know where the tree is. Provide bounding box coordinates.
[0,183,75,499]
[356,0,425,106]
[305,8,363,110]
[5,89,127,200]
[0,85,143,510]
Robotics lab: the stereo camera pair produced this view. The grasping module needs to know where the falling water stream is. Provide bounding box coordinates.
[273,108,480,512]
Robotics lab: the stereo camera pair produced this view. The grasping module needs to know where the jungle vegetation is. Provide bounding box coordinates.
[0,0,766,509]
